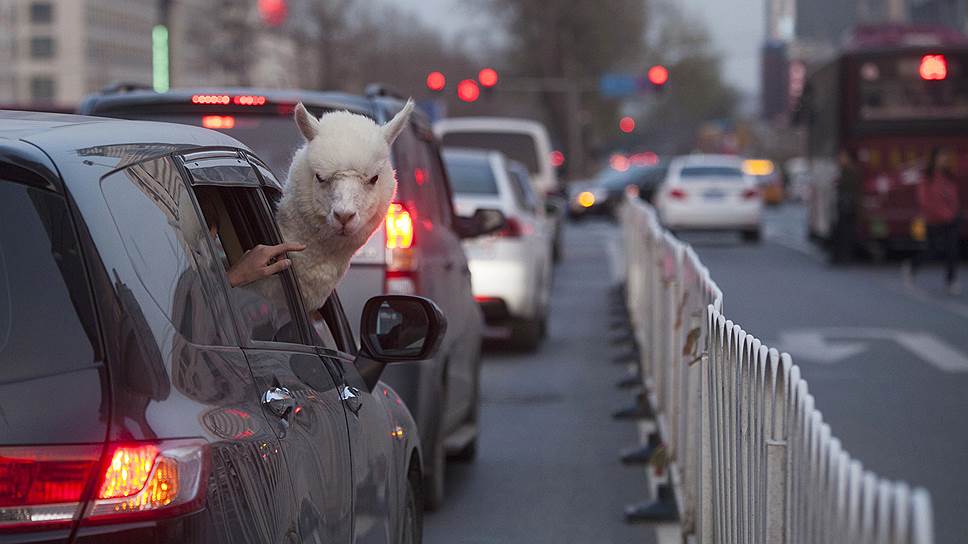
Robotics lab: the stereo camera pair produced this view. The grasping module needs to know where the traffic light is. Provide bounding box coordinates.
[647,65,669,91]
[619,116,636,133]
[426,71,446,92]
[457,79,480,102]
[478,68,499,88]
[258,0,287,27]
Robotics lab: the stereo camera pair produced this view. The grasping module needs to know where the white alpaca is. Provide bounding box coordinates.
[277,99,414,312]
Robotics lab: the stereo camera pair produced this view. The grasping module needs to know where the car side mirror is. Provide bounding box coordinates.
[354,295,447,390]
[454,208,506,239]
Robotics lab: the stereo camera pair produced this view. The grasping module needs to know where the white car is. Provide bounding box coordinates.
[442,148,554,350]
[434,116,564,261]
[655,154,763,242]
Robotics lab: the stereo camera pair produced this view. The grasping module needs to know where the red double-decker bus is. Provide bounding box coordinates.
[802,24,968,257]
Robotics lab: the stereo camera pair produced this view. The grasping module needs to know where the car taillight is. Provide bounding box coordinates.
[742,188,760,200]
[668,188,687,200]
[0,439,208,532]
[496,217,531,238]
[0,444,102,530]
[386,203,414,249]
[83,439,207,524]
[385,202,417,293]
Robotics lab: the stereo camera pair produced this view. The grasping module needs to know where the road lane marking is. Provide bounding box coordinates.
[772,327,968,372]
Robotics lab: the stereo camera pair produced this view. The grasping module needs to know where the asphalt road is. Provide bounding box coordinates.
[681,204,968,544]
[425,204,967,543]
[424,222,659,544]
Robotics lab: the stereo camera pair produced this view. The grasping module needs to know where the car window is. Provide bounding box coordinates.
[100,158,226,345]
[0,172,100,384]
[508,168,538,212]
[192,184,304,345]
[420,139,455,227]
[440,131,540,173]
[444,157,499,195]
[679,166,744,179]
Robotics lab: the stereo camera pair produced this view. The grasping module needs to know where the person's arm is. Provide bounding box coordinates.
[228,242,306,288]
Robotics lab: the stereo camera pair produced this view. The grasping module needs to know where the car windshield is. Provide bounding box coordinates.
[440,131,540,173]
[112,113,304,177]
[443,156,499,194]
[679,165,744,179]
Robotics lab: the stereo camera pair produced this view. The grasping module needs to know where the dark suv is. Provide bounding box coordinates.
[0,111,446,542]
[80,87,489,508]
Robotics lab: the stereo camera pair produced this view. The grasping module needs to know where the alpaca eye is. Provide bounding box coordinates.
[368,175,379,185]
[315,173,327,183]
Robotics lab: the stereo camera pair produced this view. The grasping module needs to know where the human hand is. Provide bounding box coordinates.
[227,242,306,287]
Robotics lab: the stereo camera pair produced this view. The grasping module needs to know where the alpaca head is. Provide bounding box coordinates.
[285,99,414,246]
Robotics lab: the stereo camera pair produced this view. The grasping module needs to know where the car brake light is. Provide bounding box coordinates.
[742,188,760,200]
[232,95,267,106]
[669,188,687,200]
[201,115,235,129]
[191,94,230,105]
[386,203,414,249]
[83,439,207,524]
[0,444,102,530]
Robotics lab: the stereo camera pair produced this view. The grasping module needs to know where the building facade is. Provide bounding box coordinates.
[0,0,308,108]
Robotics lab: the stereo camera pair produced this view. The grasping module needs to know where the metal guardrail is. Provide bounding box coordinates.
[619,196,934,544]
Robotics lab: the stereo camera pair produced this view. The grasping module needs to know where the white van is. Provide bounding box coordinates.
[435,117,564,259]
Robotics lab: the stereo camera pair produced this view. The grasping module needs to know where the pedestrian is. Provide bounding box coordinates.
[831,148,862,264]
[903,146,962,295]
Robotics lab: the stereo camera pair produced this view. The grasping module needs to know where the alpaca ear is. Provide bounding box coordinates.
[382,98,415,145]
[294,102,320,141]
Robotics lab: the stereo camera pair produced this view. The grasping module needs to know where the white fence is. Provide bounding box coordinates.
[619,196,935,544]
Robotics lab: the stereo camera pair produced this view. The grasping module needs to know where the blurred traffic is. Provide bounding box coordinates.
[2,0,967,543]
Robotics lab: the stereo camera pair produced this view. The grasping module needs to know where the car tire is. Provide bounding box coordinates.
[511,317,542,352]
[741,229,761,243]
[401,460,423,544]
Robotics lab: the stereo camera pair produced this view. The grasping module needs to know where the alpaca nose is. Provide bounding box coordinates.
[334,211,357,226]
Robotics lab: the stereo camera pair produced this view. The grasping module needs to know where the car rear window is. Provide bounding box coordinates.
[679,166,744,179]
[0,177,100,384]
[440,131,540,173]
[109,113,304,177]
[443,157,499,195]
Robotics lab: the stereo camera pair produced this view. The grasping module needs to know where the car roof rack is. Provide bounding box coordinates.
[364,83,406,101]
[98,82,154,94]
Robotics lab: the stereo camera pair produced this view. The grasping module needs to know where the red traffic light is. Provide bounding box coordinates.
[258,0,288,27]
[478,68,499,88]
[919,54,947,81]
[619,116,636,133]
[457,79,480,102]
[426,71,446,91]
[647,65,669,86]
[550,150,565,167]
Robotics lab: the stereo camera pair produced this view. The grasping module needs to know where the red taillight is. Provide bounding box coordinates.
[232,95,267,106]
[0,444,102,529]
[191,94,230,105]
[84,440,207,524]
[919,54,947,81]
[742,188,760,200]
[0,440,207,532]
[496,217,532,238]
[201,115,235,129]
[386,203,414,250]
[668,188,687,200]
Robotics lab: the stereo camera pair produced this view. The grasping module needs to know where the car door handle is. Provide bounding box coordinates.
[340,385,363,415]
[262,386,296,420]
